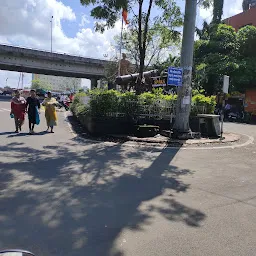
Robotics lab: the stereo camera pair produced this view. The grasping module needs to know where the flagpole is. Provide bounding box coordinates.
[118,11,124,77]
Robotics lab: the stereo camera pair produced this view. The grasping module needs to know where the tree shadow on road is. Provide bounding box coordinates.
[0,141,206,256]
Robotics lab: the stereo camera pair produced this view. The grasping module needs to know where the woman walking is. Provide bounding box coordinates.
[11,90,26,133]
[26,89,41,134]
[42,91,58,133]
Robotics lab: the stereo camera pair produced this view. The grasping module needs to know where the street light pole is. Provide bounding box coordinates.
[172,0,197,138]
[5,78,8,88]
[50,16,53,53]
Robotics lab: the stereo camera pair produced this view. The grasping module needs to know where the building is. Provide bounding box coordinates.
[224,5,256,31]
[32,74,82,92]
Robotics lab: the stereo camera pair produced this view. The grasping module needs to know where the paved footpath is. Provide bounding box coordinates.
[0,99,256,256]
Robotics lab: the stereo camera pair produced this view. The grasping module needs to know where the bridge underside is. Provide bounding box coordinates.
[0,63,101,79]
[0,44,106,80]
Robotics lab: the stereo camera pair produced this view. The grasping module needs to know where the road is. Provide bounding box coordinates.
[0,99,256,256]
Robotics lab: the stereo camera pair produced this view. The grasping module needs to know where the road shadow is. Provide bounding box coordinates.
[7,133,29,138]
[0,132,16,136]
[0,141,206,256]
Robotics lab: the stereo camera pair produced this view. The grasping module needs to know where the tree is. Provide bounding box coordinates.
[194,24,239,94]
[212,0,224,24]
[31,79,52,91]
[196,0,224,40]
[80,0,182,88]
[114,13,182,72]
[232,26,256,91]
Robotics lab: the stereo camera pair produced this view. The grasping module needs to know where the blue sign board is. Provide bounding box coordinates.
[167,67,183,86]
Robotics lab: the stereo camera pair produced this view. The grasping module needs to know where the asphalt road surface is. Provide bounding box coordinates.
[0,99,256,256]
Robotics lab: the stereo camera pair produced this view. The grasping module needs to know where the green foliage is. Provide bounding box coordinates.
[191,93,216,116]
[212,0,224,24]
[194,24,239,94]
[119,91,140,117]
[237,26,256,58]
[199,0,213,9]
[195,23,256,94]
[31,79,52,91]
[72,89,213,120]
[88,89,120,117]
[70,92,88,117]
[81,0,183,86]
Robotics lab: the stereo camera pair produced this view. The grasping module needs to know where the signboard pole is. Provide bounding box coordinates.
[220,75,229,139]
[220,93,225,139]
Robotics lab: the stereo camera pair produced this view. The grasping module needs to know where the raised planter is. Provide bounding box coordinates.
[135,125,160,137]
[78,115,134,135]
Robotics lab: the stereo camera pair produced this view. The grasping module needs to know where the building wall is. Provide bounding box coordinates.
[32,74,82,92]
[224,7,256,31]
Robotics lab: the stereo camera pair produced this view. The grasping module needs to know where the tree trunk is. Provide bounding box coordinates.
[137,0,153,89]
[138,0,143,82]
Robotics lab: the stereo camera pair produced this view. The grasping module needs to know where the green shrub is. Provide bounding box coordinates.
[71,88,216,120]
[119,92,139,118]
[191,93,216,116]
[70,92,86,114]
[89,89,120,117]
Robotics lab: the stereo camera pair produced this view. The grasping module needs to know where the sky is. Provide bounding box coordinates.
[0,0,243,89]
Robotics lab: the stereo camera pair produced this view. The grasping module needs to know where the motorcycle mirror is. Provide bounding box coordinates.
[0,250,35,256]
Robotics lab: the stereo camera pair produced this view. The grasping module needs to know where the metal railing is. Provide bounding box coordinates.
[88,98,209,120]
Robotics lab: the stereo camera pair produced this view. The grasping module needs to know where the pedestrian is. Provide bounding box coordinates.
[69,93,74,102]
[224,103,232,119]
[42,91,58,133]
[60,93,67,109]
[26,89,41,134]
[10,90,26,133]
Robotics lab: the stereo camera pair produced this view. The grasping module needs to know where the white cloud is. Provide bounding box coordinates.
[222,0,243,19]
[0,0,121,88]
[79,14,90,27]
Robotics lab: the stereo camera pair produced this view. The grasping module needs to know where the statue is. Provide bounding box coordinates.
[119,53,131,76]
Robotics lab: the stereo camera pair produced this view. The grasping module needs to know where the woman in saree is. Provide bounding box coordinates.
[10,90,26,133]
[26,89,41,134]
[42,91,58,133]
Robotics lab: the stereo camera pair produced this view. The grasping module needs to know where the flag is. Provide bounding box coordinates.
[122,9,129,25]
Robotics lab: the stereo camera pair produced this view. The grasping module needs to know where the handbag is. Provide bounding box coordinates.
[35,106,40,125]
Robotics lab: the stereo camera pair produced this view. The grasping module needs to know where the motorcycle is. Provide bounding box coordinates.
[57,99,71,111]
[0,249,35,255]
[227,110,244,122]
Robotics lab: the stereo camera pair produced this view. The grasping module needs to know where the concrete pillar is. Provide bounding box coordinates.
[91,78,97,89]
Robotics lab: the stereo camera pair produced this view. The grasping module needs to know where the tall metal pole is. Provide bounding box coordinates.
[5,78,8,88]
[172,0,197,138]
[50,16,53,53]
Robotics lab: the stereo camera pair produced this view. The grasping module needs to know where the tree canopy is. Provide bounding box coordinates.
[31,79,52,91]
[80,0,183,91]
[194,24,256,94]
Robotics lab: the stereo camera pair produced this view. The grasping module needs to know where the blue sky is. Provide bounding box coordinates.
[0,0,243,89]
